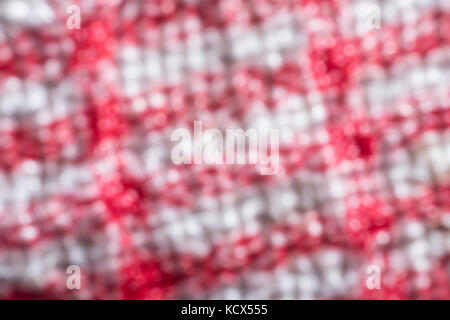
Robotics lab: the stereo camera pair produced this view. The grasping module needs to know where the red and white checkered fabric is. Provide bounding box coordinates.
[0,0,450,299]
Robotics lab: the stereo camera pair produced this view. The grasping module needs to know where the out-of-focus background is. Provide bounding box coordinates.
[0,0,449,299]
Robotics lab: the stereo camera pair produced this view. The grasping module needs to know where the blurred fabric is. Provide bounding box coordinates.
[0,0,450,299]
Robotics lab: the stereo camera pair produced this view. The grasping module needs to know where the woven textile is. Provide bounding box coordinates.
[0,0,450,299]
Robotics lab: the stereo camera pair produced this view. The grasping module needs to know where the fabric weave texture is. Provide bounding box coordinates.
[0,0,450,299]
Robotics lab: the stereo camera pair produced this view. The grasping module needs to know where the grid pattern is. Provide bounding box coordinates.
[0,0,449,299]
